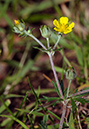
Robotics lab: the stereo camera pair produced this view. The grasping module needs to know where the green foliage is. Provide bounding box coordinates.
[71,99,77,112]
[74,97,89,105]
[52,81,61,97]
[0,99,11,114]
[0,0,89,129]
[69,111,75,129]
[39,115,48,129]
[0,115,29,129]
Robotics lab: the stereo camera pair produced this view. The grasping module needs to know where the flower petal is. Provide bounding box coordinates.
[53,19,60,28]
[69,22,75,29]
[60,17,68,25]
[64,29,72,34]
[64,27,72,34]
[54,27,63,33]
[54,27,59,31]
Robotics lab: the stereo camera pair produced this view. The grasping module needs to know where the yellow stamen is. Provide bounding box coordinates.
[14,20,19,24]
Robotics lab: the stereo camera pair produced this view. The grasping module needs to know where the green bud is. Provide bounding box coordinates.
[66,67,77,80]
[40,25,51,38]
[13,27,21,34]
[18,22,25,31]
[13,20,25,34]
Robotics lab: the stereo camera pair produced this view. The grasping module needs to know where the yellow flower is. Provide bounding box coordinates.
[14,20,19,25]
[53,17,75,34]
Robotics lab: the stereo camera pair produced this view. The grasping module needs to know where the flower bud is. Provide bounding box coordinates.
[13,20,25,34]
[66,67,77,80]
[40,25,51,38]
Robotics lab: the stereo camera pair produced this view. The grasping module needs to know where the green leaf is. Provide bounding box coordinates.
[8,93,28,129]
[43,115,49,123]
[0,117,11,127]
[40,115,48,129]
[47,109,60,121]
[71,90,89,98]
[52,101,58,107]
[53,47,64,52]
[33,46,47,52]
[43,96,60,103]
[5,94,24,99]
[60,80,64,95]
[74,44,84,66]
[71,99,77,112]
[31,111,44,116]
[15,108,30,113]
[0,97,14,117]
[52,81,61,97]
[0,99,11,114]
[55,66,65,73]
[28,78,38,102]
[74,98,89,105]
[0,101,35,127]
[0,115,29,129]
[69,111,75,129]
[15,93,28,117]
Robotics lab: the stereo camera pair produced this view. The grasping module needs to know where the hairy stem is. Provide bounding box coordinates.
[59,103,67,129]
[48,53,65,101]
[26,31,47,50]
[53,35,61,50]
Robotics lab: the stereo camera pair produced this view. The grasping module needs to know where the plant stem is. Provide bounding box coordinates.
[26,31,47,50]
[66,80,72,98]
[53,35,61,50]
[59,103,67,129]
[48,53,65,101]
